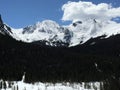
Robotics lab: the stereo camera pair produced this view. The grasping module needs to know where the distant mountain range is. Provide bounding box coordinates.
[2,14,120,47]
[0,15,120,84]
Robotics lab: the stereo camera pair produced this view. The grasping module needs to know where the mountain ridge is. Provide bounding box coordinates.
[1,15,120,47]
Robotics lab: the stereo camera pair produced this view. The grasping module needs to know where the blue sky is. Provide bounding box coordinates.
[0,0,120,28]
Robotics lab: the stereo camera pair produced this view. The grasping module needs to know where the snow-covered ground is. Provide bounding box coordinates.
[0,75,102,90]
[0,80,102,90]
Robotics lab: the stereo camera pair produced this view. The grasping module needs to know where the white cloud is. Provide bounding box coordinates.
[62,1,120,22]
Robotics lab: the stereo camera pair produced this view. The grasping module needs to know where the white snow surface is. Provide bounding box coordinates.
[0,74,102,90]
[0,80,101,90]
[10,19,120,47]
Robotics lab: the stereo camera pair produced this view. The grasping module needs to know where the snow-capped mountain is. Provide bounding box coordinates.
[11,20,73,46]
[1,15,120,47]
[1,15,120,88]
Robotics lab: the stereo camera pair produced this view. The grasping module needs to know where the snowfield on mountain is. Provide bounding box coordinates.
[9,19,120,47]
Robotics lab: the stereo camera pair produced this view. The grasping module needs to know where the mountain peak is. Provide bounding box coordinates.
[36,20,59,27]
[1,16,120,47]
[0,15,11,35]
[35,20,60,33]
[0,15,4,29]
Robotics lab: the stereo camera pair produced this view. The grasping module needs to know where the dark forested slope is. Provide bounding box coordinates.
[0,30,120,83]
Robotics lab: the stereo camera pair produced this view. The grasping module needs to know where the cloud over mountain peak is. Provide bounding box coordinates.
[62,1,120,22]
